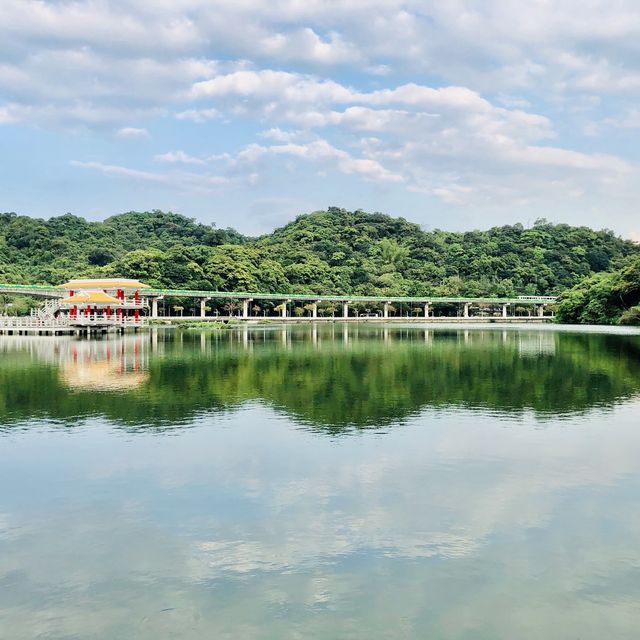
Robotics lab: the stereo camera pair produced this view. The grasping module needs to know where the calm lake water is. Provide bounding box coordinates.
[1,324,640,639]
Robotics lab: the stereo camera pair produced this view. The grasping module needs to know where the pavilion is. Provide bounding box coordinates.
[59,278,150,324]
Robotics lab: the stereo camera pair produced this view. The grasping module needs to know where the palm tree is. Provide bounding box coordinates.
[319,304,337,317]
[223,301,239,317]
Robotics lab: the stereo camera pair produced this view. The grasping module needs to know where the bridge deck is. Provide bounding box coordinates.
[0,283,557,305]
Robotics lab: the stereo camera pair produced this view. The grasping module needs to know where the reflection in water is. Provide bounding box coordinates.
[1,326,640,638]
[59,337,149,391]
[1,325,639,429]
[517,331,557,357]
[0,334,150,391]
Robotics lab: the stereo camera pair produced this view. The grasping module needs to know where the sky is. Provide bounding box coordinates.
[1,1,640,238]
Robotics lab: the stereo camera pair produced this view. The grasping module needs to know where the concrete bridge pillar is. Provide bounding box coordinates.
[242,298,253,319]
[312,301,320,319]
[424,303,431,318]
[200,297,211,318]
[281,301,290,318]
[502,303,508,319]
[343,301,350,319]
[151,297,159,319]
[463,302,470,318]
[537,304,545,318]
[384,302,391,319]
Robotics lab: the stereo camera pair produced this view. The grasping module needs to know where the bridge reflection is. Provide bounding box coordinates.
[0,326,639,431]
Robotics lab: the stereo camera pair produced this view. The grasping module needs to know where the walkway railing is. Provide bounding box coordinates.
[0,316,72,328]
[0,314,145,329]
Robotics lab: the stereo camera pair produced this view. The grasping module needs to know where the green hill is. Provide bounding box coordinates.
[556,254,640,325]
[1,207,637,301]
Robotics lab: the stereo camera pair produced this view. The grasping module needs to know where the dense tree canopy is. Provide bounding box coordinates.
[0,210,243,287]
[556,254,640,325]
[0,207,637,306]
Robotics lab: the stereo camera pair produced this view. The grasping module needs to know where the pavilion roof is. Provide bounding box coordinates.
[61,278,151,290]
[62,290,122,305]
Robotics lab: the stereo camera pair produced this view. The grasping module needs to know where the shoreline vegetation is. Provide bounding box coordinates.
[556,255,640,326]
[1,207,638,325]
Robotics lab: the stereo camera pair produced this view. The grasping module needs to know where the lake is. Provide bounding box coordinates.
[1,324,640,639]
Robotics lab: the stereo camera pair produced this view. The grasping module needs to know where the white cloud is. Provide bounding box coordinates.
[0,105,20,124]
[154,150,205,165]
[4,0,640,106]
[179,69,633,205]
[266,140,404,183]
[258,127,307,142]
[189,69,353,105]
[71,161,167,183]
[603,109,640,129]
[258,27,361,65]
[175,107,220,123]
[222,139,403,183]
[2,0,640,227]
[116,127,150,139]
[72,160,229,191]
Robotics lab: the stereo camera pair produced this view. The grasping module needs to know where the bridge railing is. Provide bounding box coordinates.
[0,316,71,328]
[68,314,145,326]
[1,314,146,328]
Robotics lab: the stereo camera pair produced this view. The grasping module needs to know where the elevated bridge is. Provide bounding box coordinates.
[0,283,557,321]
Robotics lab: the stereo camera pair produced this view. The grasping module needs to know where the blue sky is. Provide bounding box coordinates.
[1,1,639,239]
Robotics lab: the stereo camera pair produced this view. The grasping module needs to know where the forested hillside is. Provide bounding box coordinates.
[0,210,244,286]
[1,207,637,299]
[556,254,640,325]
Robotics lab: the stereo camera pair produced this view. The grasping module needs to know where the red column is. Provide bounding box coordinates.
[134,309,140,322]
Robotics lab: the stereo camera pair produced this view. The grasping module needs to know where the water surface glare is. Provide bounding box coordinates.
[1,325,640,639]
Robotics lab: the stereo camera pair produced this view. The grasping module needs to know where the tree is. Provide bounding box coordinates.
[556,255,640,325]
[318,303,337,317]
[223,301,239,316]
[1,208,637,319]
[88,249,114,266]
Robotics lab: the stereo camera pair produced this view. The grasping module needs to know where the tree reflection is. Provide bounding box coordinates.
[1,327,639,431]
